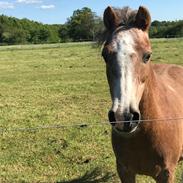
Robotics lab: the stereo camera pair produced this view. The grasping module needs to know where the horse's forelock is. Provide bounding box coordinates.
[112,7,137,27]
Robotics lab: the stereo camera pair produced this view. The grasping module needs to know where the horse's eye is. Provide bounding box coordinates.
[143,52,152,63]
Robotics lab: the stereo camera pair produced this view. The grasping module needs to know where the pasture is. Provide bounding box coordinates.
[0,39,183,183]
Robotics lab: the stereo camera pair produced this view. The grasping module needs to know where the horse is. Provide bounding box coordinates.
[101,6,183,183]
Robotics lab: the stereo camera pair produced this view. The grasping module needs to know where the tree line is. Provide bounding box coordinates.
[150,20,183,38]
[0,7,182,45]
[0,15,60,45]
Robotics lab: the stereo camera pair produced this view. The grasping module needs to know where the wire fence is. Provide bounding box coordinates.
[1,117,183,133]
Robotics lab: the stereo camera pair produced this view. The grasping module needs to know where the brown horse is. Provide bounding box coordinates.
[102,6,183,183]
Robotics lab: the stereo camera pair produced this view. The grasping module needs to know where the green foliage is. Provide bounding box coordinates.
[59,7,103,42]
[67,7,95,40]
[2,29,28,44]
[150,20,183,38]
[0,15,60,45]
[58,24,70,42]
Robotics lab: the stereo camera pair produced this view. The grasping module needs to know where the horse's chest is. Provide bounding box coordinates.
[112,127,182,176]
[112,136,155,173]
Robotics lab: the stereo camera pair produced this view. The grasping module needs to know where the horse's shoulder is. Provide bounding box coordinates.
[153,63,183,83]
[152,64,170,75]
[167,64,183,79]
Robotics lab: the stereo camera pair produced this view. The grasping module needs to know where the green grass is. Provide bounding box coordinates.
[0,39,183,183]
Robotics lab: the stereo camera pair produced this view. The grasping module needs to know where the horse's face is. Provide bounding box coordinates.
[102,6,151,134]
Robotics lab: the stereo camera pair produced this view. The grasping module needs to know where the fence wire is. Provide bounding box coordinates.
[1,117,183,133]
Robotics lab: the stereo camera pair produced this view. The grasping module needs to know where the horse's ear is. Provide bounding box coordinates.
[135,6,151,31]
[103,6,118,31]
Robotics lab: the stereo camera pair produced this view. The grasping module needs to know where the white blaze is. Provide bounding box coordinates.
[111,31,137,114]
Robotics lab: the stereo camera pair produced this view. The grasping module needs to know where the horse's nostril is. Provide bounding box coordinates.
[132,112,140,122]
[108,110,116,126]
[108,109,140,132]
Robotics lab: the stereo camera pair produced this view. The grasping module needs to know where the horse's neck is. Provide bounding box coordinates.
[139,65,162,120]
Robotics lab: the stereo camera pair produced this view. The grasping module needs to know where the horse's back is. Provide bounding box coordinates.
[153,63,183,96]
[153,63,183,114]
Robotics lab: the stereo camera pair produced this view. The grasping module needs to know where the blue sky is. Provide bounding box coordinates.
[0,0,182,24]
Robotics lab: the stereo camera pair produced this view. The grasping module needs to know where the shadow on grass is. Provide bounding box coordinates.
[57,168,114,183]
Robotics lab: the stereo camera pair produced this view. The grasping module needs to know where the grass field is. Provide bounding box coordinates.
[0,39,183,183]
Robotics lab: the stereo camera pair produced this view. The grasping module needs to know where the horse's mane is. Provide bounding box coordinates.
[98,7,137,43]
[112,7,137,27]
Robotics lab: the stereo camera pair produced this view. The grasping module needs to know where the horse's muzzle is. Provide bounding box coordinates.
[108,110,140,133]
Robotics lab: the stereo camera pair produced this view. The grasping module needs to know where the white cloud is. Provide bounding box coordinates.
[16,0,42,4]
[0,1,14,9]
[40,4,55,9]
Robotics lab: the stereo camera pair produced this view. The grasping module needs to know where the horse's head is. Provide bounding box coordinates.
[102,6,152,134]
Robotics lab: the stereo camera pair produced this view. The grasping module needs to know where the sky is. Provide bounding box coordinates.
[0,0,182,24]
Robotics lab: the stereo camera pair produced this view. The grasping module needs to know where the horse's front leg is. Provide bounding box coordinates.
[155,168,175,183]
[116,162,136,183]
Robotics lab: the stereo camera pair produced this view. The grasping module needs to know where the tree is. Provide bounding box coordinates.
[92,16,104,41]
[66,7,96,41]
[58,8,104,42]
[0,24,4,43]
[0,15,60,45]
[58,24,70,42]
[38,28,50,43]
